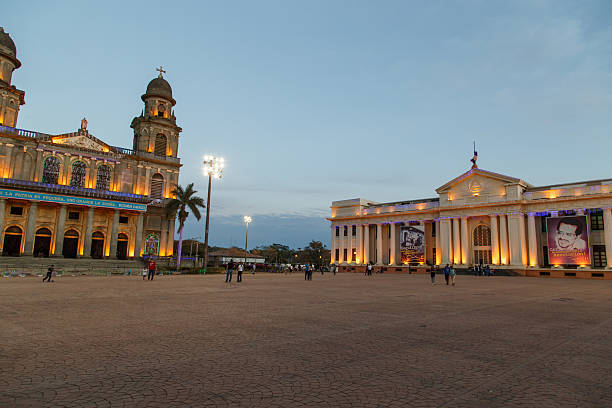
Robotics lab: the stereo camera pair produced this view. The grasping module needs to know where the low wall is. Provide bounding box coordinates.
[337,265,612,280]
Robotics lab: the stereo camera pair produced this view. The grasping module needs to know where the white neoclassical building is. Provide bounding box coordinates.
[329,164,612,279]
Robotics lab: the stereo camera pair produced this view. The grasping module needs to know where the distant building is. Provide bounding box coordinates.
[0,28,181,259]
[329,161,612,279]
[209,248,265,264]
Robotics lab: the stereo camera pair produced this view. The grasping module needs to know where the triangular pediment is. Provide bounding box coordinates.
[436,168,530,197]
[51,131,110,153]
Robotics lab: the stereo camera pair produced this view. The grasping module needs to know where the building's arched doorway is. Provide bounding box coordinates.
[2,226,22,256]
[144,233,159,256]
[33,228,52,257]
[117,233,128,260]
[91,231,104,259]
[473,224,492,265]
[62,229,79,258]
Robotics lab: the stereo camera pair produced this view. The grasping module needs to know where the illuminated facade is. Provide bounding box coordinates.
[0,28,180,259]
[329,165,612,279]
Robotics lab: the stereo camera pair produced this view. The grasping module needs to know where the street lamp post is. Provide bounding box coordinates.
[243,216,251,265]
[202,155,225,274]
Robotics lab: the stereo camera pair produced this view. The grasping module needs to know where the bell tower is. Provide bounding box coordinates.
[0,27,25,128]
[130,67,181,158]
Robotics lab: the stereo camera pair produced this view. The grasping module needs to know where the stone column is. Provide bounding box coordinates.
[23,201,39,256]
[339,226,346,263]
[363,225,370,264]
[356,224,363,264]
[3,143,14,178]
[0,198,6,252]
[166,217,176,256]
[330,227,336,264]
[109,210,120,259]
[134,213,144,258]
[82,207,94,258]
[490,215,499,265]
[508,214,527,266]
[159,218,168,257]
[376,224,383,265]
[440,218,452,265]
[527,214,538,267]
[33,149,45,182]
[452,218,461,265]
[389,223,397,265]
[460,216,469,265]
[144,167,153,196]
[499,214,508,265]
[603,209,612,268]
[349,226,354,263]
[53,205,67,256]
[435,220,441,265]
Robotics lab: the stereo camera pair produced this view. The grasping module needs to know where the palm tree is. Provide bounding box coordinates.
[166,183,206,272]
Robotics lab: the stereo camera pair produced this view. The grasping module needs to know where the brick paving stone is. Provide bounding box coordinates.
[1,273,611,407]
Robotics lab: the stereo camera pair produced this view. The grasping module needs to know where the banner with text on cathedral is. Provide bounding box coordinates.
[0,189,147,212]
[400,224,425,264]
[546,216,591,266]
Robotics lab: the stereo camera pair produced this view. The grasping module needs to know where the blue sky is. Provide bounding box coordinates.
[5,1,612,248]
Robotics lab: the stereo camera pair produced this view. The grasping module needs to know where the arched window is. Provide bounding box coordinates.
[42,156,60,184]
[117,233,129,259]
[96,165,111,191]
[150,173,164,199]
[473,225,491,246]
[154,134,167,156]
[34,228,52,258]
[3,226,23,257]
[70,161,87,187]
[91,231,105,259]
[473,224,492,265]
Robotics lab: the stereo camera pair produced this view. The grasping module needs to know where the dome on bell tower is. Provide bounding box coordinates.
[0,27,21,69]
[142,67,175,105]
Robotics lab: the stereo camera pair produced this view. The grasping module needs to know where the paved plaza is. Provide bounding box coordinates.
[1,272,611,407]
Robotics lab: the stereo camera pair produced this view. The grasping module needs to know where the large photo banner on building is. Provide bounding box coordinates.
[546,215,591,265]
[400,224,425,264]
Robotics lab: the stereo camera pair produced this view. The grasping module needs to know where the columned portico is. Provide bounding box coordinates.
[363,224,370,264]
[460,216,469,265]
[435,220,441,265]
[389,223,397,265]
[339,227,346,263]
[23,201,38,256]
[452,218,461,265]
[499,214,508,265]
[440,218,452,265]
[376,223,383,265]
[356,223,363,264]
[109,209,120,259]
[490,215,499,265]
[135,213,144,258]
[82,206,94,258]
[347,226,353,263]
[527,214,538,267]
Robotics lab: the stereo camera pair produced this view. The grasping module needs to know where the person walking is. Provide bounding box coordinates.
[367,262,373,277]
[304,264,309,281]
[43,264,54,283]
[333,264,337,276]
[444,264,450,285]
[485,264,491,277]
[147,259,156,281]
[226,260,234,283]
[251,263,256,275]
[237,263,243,283]
[430,266,436,285]
[450,265,456,286]
[308,264,313,280]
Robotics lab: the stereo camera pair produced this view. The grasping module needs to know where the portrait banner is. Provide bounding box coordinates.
[546,215,590,265]
[400,224,425,264]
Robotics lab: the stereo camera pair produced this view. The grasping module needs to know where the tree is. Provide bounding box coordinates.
[166,183,206,271]
[301,241,330,267]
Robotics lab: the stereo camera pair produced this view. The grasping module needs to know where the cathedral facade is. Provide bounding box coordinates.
[0,27,180,259]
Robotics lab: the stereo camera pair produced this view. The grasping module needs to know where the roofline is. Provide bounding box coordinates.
[526,178,612,192]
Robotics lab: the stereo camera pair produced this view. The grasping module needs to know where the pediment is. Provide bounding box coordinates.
[436,168,530,198]
[51,133,110,153]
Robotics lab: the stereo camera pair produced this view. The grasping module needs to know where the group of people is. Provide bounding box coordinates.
[472,264,492,276]
[429,264,457,286]
[225,261,256,283]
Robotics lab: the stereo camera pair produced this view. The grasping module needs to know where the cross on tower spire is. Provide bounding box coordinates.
[156,66,166,78]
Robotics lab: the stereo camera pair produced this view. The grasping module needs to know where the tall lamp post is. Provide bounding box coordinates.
[202,155,225,273]
[243,216,252,264]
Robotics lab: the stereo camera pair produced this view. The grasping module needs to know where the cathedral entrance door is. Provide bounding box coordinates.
[33,228,52,257]
[116,233,128,260]
[2,226,23,256]
[62,230,79,258]
[90,232,104,259]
